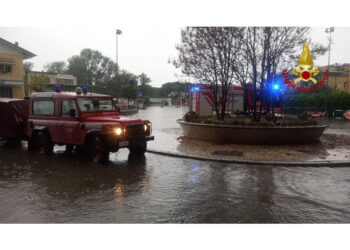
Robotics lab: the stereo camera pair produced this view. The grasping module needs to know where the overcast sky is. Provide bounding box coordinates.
[1,26,349,87]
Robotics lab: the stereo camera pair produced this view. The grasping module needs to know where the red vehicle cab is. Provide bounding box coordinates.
[27,87,154,163]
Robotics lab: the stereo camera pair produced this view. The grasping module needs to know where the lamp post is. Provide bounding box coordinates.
[325,27,335,120]
[116,29,122,73]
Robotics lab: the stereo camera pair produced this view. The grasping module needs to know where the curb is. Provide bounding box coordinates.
[146,149,350,167]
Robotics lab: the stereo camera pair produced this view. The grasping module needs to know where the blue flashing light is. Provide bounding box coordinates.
[273,84,279,90]
[190,86,200,92]
[82,86,88,93]
[55,85,61,92]
[192,163,200,172]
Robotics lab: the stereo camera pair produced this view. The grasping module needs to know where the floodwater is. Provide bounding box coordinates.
[0,106,350,223]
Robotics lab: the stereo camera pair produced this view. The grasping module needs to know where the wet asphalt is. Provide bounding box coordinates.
[0,106,350,223]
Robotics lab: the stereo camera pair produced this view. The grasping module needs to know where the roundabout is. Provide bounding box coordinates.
[177,119,328,145]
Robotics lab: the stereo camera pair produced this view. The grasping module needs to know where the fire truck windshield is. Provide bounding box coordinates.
[77,97,115,112]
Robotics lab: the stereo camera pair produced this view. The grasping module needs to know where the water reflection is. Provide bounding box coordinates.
[2,106,350,223]
[135,106,186,130]
[255,167,276,205]
[112,155,148,201]
[234,166,277,223]
[0,142,149,206]
[0,141,33,180]
[319,118,350,131]
[190,163,200,183]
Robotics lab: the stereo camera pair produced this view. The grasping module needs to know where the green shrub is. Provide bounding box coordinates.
[283,89,350,116]
[143,96,150,106]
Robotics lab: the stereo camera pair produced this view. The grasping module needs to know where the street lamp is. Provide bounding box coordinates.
[325,27,335,120]
[116,29,122,73]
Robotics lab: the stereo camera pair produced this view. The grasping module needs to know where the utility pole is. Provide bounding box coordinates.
[325,27,335,120]
[116,29,122,74]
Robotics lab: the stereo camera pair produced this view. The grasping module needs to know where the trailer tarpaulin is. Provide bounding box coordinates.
[0,98,29,139]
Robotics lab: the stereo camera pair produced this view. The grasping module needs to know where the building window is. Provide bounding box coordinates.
[33,100,55,115]
[0,63,12,74]
[0,86,12,98]
[57,78,74,85]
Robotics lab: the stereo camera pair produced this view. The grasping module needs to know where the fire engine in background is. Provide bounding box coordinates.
[189,85,283,116]
[0,87,154,164]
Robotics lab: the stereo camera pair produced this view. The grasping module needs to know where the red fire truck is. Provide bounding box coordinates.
[0,87,154,163]
[189,85,283,116]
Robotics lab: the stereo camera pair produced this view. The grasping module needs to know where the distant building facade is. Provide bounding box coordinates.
[28,71,77,92]
[0,37,36,99]
[320,64,350,92]
[149,98,172,104]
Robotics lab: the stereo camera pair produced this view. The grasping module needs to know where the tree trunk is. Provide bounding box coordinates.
[213,85,220,120]
[220,85,227,120]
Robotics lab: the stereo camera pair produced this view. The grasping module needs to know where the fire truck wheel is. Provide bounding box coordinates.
[87,136,109,164]
[129,141,147,156]
[5,139,21,148]
[65,144,74,155]
[75,145,86,156]
[28,131,53,155]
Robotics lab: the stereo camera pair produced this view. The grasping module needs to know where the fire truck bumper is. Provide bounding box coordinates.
[117,136,154,148]
[145,136,155,141]
[118,141,130,147]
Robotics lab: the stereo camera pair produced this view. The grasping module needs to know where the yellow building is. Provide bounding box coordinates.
[0,37,36,99]
[320,64,350,93]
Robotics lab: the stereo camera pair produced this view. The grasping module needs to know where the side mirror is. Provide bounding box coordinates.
[69,109,76,117]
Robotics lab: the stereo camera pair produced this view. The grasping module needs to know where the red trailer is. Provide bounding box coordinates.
[0,98,29,142]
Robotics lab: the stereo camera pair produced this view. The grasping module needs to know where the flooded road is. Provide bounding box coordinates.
[0,106,350,223]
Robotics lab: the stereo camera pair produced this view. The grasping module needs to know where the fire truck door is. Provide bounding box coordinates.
[59,99,80,144]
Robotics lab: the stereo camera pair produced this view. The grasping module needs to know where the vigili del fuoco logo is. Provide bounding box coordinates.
[283,42,329,93]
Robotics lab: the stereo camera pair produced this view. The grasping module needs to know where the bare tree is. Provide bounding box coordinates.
[173,27,243,120]
[235,27,327,121]
[174,27,327,122]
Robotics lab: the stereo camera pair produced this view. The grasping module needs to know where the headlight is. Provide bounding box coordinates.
[144,124,148,132]
[114,127,122,136]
